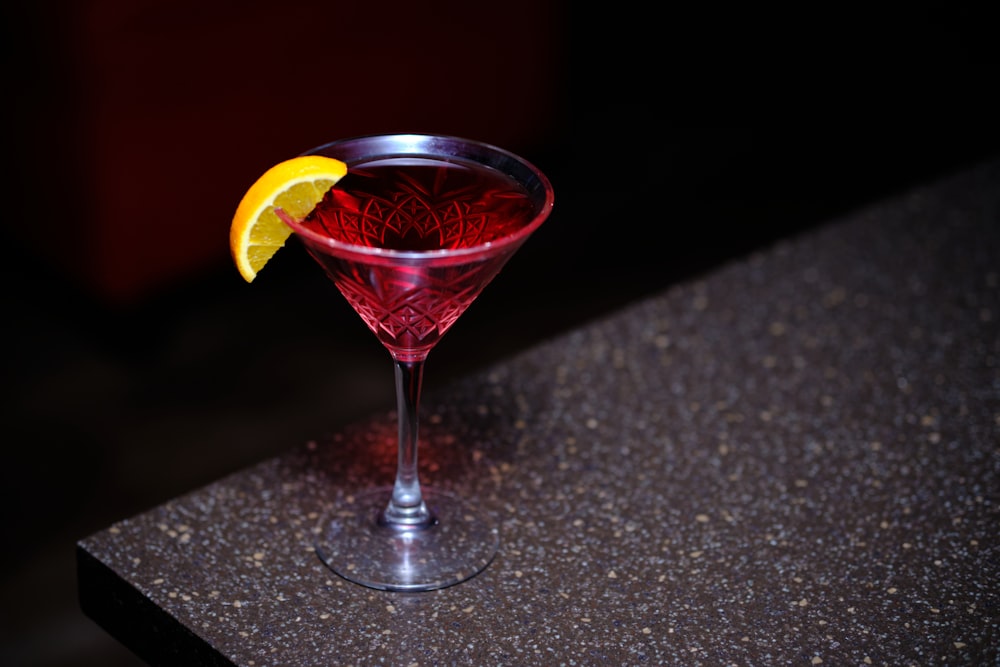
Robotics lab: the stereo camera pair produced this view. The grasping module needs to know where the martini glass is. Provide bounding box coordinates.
[280,133,554,591]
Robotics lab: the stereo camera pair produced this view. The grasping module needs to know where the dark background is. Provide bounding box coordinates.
[2,2,999,665]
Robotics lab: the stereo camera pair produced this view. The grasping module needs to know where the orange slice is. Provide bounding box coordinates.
[230,155,348,282]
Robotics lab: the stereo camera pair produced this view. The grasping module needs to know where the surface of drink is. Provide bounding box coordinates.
[302,156,535,251]
[298,156,537,359]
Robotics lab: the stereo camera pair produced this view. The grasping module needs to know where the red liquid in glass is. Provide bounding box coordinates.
[299,157,537,359]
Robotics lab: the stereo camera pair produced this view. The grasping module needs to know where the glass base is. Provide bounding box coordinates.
[315,487,499,592]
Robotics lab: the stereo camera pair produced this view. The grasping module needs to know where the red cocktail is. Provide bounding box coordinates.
[281,134,554,591]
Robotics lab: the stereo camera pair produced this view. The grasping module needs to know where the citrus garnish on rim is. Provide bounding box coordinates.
[229,155,348,282]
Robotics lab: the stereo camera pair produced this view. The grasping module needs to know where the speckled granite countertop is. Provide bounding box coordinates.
[78,161,999,666]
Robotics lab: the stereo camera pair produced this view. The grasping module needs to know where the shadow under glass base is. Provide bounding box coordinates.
[315,487,499,592]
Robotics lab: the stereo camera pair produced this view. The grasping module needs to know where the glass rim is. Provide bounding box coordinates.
[283,133,555,265]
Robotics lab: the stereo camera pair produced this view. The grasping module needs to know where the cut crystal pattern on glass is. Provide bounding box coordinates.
[325,257,507,347]
[312,158,532,252]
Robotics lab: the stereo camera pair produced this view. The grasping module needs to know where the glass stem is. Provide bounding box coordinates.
[380,357,436,530]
